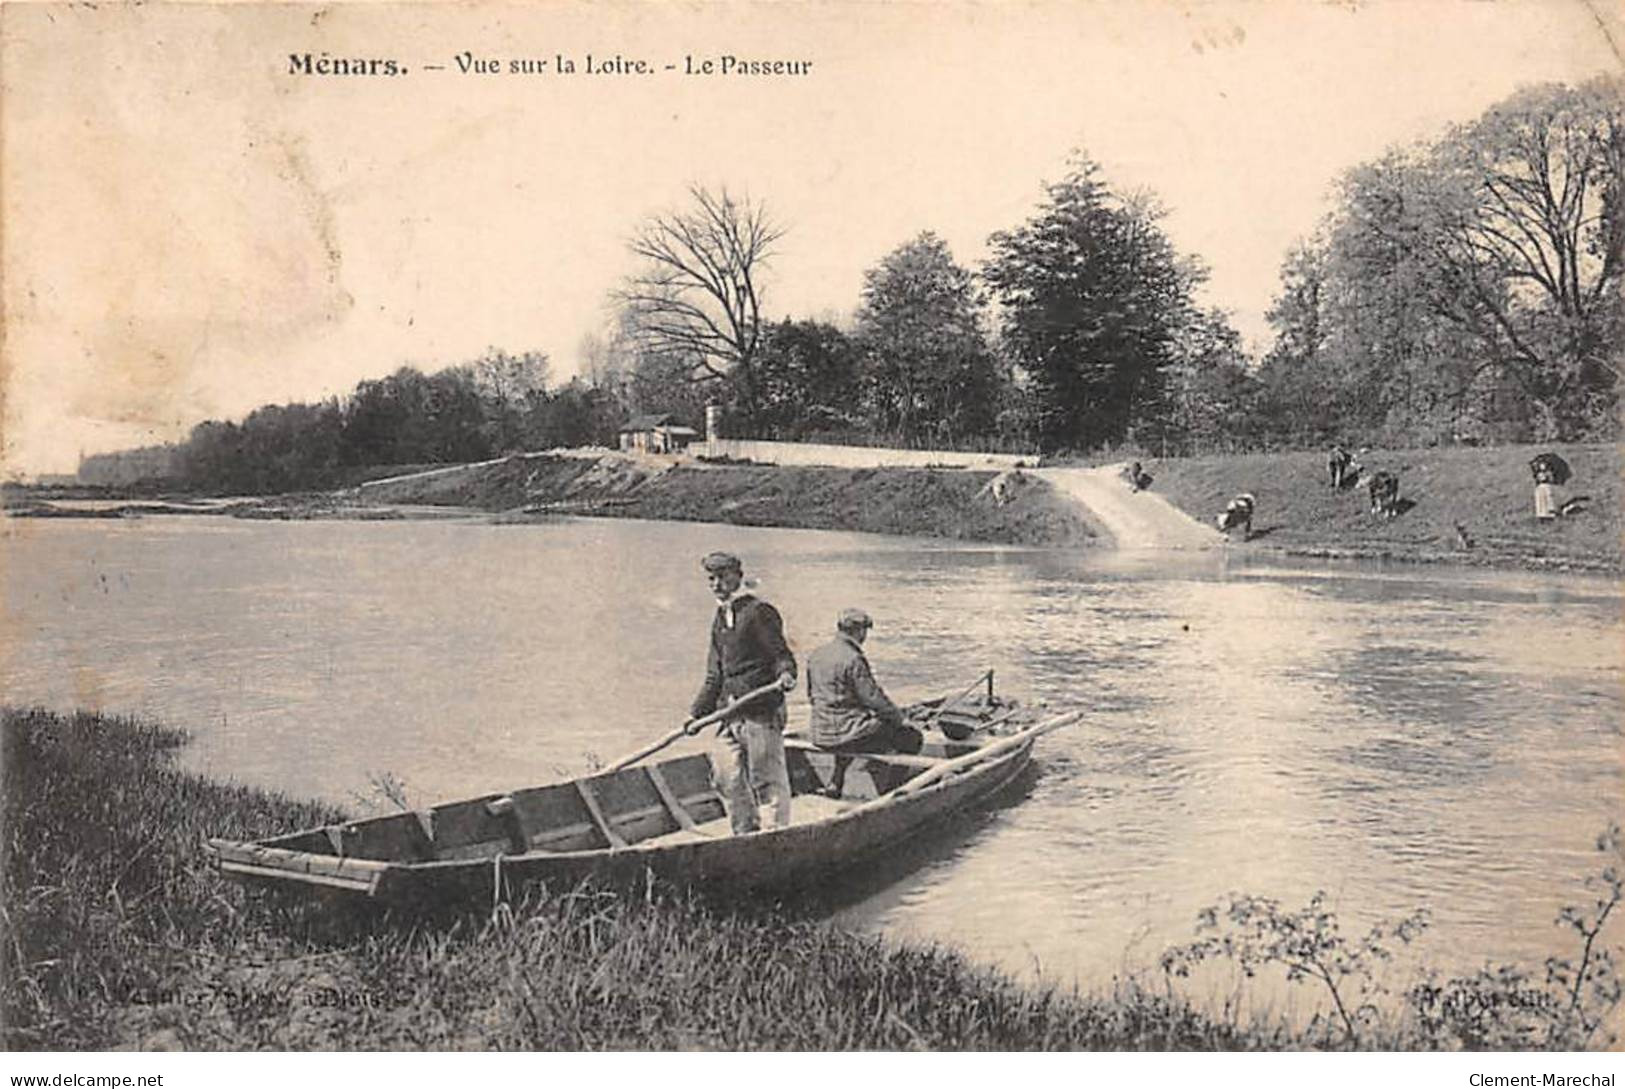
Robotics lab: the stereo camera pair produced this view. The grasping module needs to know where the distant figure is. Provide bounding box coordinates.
[805,608,923,758]
[1328,444,1353,490]
[1529,452,1572,522]
[684,551,798,835]
[1120,461,1153,492]
[1454,523,1474,551]
[1346,448,1368,487]
[1367,471,1400,519]
[984,469,1024,507]
[1215,493,1255,540]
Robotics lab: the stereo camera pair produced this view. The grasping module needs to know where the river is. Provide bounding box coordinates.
[4,513,1620,1001]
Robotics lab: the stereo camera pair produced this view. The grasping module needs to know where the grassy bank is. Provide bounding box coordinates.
[1147,443,1622,573]
[360,454,1106,546]
[4,709,1617,1051]
[309,443,1625,569]
[14,444,1618,570]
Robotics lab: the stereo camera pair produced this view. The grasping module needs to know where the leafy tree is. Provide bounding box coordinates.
[854,233,999,444]
[988,356,1041,451]
[627,347,712,427]
[1251,349,1342,450]
[576,328,629,394]
[1154,307,1260,455]
[237,401,344,492]
[583,303,715,430]
[1257,79,1624,447]
[1258,231,1404,446]
[470,348,551,453]
[154,349,588,495]
[618,186,784,423]
[339,366,491,467]
[983,159,1202,452]
[419,367,493,463]
[342,367,428,466]
[1266,241,1329,372]
[541,378,621,449]
[751,319,861,439]
[177,420,245,493]
[1331,79,1625,440]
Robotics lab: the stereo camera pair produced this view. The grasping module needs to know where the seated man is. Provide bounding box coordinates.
[805,608,924,756]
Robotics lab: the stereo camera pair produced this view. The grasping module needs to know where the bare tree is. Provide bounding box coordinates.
[619,185,784,420]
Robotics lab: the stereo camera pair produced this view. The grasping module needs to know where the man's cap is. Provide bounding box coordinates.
[701,551,742,573]
[837,607,873,630]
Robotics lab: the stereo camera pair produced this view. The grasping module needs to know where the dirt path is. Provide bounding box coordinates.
[1036,464,1220,550]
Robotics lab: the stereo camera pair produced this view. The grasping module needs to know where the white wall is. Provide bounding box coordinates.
[693,439,1033,470]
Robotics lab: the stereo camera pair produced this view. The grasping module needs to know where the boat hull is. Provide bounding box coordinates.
[205,687,1078,909]
[376,735,1032,904]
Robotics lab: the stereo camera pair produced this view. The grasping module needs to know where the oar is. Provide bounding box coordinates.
[602,680,785,773]
[886,708,1085,799]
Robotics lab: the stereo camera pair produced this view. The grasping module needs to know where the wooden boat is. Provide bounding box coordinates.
[204,674,1080,905]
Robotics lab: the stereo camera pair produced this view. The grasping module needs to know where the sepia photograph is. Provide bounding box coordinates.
[2,0,1622,1068]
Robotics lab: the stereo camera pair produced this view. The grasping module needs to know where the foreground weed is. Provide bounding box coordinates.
[1547,824,1623,1042]
[348,770,414,814]
[1159,891,1429,1046]
[1408,823,1622,1049]
[1162,827,1624,1050]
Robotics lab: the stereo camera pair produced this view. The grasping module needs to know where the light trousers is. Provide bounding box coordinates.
[715,703,791,834]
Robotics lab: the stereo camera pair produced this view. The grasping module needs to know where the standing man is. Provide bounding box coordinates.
[685,551,797,834]
[805,608,923,756]
[1328,444,1352,490]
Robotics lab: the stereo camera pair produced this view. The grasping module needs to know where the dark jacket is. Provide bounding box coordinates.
[691,594,796,720]
[805,633,902,748]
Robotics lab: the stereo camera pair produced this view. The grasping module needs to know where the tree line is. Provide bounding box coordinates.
[87,78,1621,492]
[616,77,1620,455]
[83,350,618,493]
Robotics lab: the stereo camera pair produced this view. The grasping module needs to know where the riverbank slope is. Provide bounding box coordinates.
[350,453,1108,546]
[1142,443,1621,573]
[317,442,1625,571]
[7,443,1618,571]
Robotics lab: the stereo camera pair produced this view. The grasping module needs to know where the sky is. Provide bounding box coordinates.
[2,0,1620,475]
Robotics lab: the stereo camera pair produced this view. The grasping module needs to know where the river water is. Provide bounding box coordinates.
[4,513,1620,999]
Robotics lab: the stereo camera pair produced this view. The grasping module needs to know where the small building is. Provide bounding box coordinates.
[617,413,699,455]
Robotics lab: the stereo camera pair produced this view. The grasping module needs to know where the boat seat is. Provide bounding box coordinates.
[784,738,943,769]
